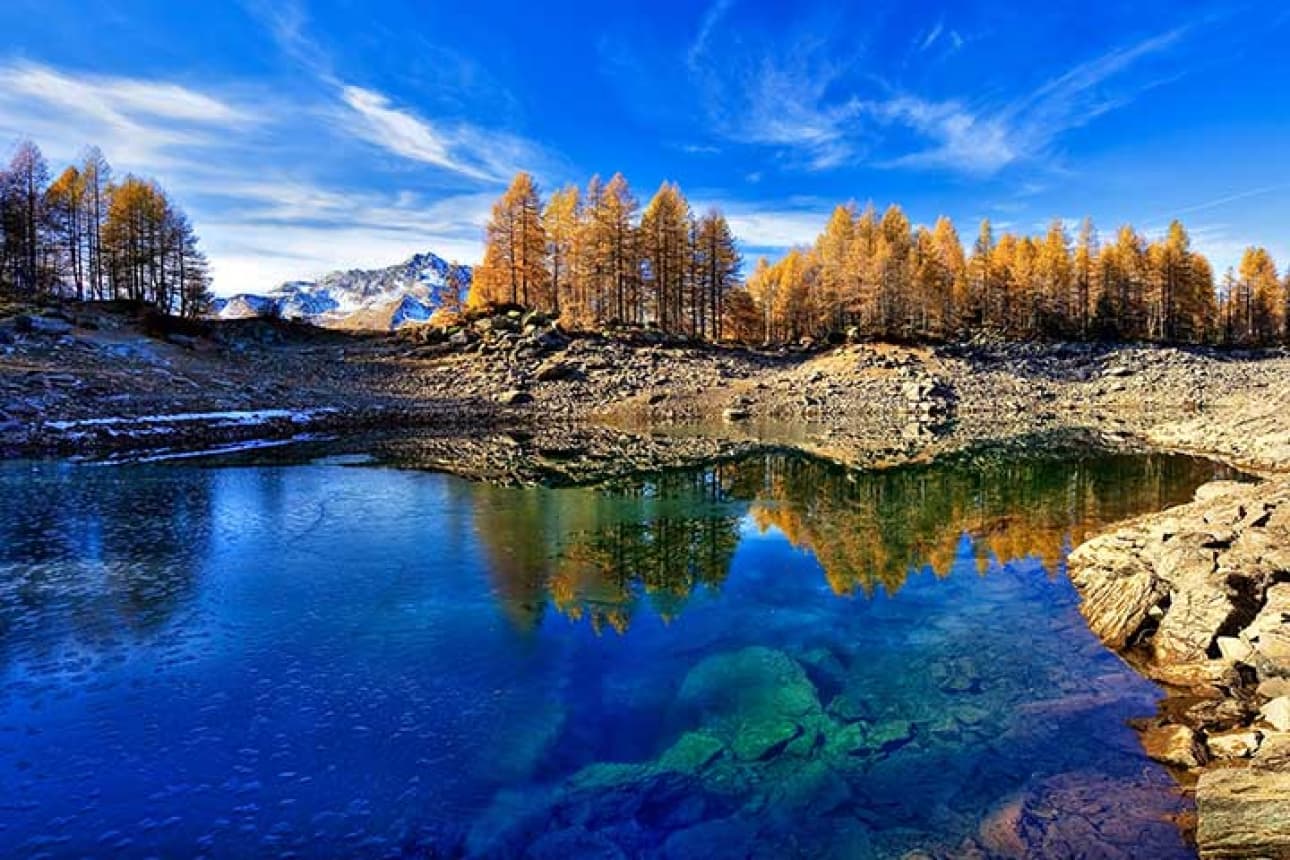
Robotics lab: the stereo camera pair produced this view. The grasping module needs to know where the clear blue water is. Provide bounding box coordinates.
[0,450,1235,858]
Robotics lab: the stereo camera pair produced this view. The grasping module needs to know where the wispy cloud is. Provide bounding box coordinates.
[1166,183,1290,219]
[877,27,1187,174]
[0,62,250,168]
[689,20,1188,177]
[341,85,495,181]
[918,21,944,52]
[688,0,737,70]
[700,45,868,171]
[251,0,552,184]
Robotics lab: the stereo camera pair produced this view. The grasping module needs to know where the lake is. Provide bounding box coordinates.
[0,446,1240,857]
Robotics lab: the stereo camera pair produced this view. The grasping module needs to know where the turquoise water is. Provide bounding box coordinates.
[0,450,1234,857]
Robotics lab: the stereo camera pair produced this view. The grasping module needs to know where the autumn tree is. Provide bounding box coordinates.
[468,172,548,311]
[1236,246,1282,344]
[640,182,691,332]
[693,210,740,340]
[542,184,580,321]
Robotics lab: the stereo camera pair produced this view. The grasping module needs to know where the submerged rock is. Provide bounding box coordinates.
[675,646,822,761]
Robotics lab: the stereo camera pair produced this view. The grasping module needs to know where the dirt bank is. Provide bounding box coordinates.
[6,302,1290,476]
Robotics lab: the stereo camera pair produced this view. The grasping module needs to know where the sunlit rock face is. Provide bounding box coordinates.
[0,446,1235,857]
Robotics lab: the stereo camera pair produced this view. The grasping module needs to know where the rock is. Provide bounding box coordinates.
[166,333,198,349]
[1253,731,1290,768]
[1068,534,1167,650]
[1215,636,1253,662]
[497,389,532,406]
[534,358,575,382]
[1206,730,1261,759]
[448,329,471,347]
[931,655,980,693]
[1243,583,1290,671]
[721,407,750,422]
[1197,767,1290,858]
[658,732,725,774]
[662,816,759,860]
[528,827,626,860]
[1140,723,1207,768]
[675,646,820,761]
[1259,677,1290,699]
[1194,481,1246,503]
[1102,364,1134,378]
[23,315,74,336]
[1260,696,1290,732]
[867,719,914,754]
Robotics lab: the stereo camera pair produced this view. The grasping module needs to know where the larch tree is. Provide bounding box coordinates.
[468,172,547,311]
[639,182,691,332]
[542,184,580,321]
[694,210,740,340]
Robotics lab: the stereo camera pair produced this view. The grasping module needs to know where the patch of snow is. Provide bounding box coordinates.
[45,408,337,432]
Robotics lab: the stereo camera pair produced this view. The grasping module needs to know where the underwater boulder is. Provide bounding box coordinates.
[675,646,823,762]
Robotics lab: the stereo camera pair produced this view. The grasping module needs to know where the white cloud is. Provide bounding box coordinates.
[690,22,1188,177]
[340,85,497,181]
[697,198,829,250]
[877,28,1187,175]
[0,61,249,168]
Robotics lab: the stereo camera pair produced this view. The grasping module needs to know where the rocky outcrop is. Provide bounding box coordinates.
[1069,478,1290,858]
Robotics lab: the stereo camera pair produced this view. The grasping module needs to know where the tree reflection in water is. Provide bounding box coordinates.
[471,449,1239,630]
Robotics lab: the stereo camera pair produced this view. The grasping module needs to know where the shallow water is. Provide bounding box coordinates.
[0,449,1240,857]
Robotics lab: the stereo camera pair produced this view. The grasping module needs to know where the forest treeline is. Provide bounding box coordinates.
[467,172,741,340]
[0,139,212,317]
[469,171,1290,347]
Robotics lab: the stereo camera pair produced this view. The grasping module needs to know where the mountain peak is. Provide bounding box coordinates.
[212,251,472,331]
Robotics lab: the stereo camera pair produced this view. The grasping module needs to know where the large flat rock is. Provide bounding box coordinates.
[1197,767,1290,859]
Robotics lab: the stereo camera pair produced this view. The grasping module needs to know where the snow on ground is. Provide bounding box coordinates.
[45,408,337,432]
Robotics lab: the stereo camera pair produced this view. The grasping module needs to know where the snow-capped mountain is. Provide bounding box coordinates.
[212,252,472,331]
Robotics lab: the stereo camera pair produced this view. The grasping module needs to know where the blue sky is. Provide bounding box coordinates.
[0,0,1286,295]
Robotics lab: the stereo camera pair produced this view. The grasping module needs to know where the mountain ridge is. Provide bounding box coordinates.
[212,251,472,331]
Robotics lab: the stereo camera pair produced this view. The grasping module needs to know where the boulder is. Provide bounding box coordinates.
[1140,724,1207,768]
[1068,534,1165,650]
[1261,697,1290,732]
[533,358,576,382]
[22,315,73,336]
[675,647,821,761]
[497,389,532,406]
[1206,730,1261,760]
[1243,583,1290,672]
[722,407,750,422]
[1197,767,1290,858]
[1194,481,1246,503]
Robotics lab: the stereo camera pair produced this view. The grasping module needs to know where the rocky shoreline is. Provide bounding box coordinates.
[1069,478,1290,858]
